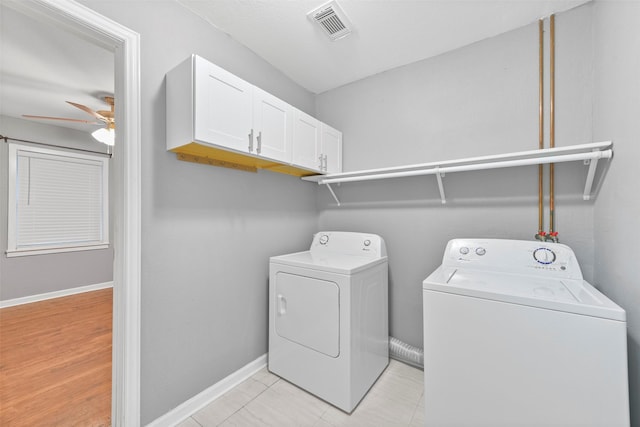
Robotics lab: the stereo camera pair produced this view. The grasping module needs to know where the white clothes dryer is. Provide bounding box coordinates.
[269,231,389,413]
[423,238,629,427]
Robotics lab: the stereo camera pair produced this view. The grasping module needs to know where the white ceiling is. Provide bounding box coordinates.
[178,0,590,94]
[0,0,589,134]
[0,3,114,132]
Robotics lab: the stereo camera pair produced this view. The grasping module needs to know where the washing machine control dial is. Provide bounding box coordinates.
[319,234,329,245]
[364,239,371,247]
[475,247,486,256]
[459,247,470,255]
[533,247,556,264]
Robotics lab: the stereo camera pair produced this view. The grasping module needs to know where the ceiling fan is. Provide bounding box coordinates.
[23,96,115,146]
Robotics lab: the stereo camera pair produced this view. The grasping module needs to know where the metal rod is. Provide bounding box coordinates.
[549,14,556,233]
[1,134,112,157]
[318,150,612,185]
[538,18,545,234]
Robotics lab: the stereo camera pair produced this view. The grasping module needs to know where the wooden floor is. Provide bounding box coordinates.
[0,288,112,427]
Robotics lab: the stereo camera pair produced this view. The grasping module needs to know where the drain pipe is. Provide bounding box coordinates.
[389,336,423,369]
[547,14,559,243]
[535,18,546,242]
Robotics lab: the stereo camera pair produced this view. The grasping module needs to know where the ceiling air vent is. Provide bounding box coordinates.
[307,1,353,41]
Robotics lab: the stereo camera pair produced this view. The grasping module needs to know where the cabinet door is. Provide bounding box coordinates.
[292,109,321,171]
[193,56,253,152]
[321,123,343,174]
[252,88,293,163]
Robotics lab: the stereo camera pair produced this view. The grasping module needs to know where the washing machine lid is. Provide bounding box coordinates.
[424,267,626,321]
[271,251,387,275]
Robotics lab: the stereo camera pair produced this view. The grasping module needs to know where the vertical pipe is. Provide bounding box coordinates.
[538,19,544,236]
[549,14,556,234]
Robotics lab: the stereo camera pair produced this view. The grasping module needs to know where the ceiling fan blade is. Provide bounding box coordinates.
[66,101,108,121]
[22,114,101,125]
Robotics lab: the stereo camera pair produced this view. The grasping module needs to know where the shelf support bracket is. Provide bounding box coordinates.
[325,183,341,206]
[435,168,446,204]
[582,149,600,201]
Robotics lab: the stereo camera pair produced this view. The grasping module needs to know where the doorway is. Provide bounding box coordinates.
[0,0,141,425]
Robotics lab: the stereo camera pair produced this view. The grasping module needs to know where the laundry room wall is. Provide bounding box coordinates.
[0,116,114,301]
[80,1,318,424]
[315,4,596,350]
[592,2,640,425]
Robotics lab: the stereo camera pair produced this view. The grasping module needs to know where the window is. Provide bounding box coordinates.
[7,143,109,257]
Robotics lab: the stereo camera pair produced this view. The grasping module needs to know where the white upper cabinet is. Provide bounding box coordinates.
[292,110,322,172]
[167,55,342,176]
[252,87,293,163]
[320,123,343,174]
[193,55,253,152]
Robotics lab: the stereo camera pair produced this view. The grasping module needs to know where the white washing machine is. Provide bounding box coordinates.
[269,231,389,413]
[423,238,629,427]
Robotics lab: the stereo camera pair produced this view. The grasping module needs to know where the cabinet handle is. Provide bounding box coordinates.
[257,131,262,154]
[319,154,328,171]
[248,129,254,152]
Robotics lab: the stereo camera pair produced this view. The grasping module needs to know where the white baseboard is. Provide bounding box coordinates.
[0,281,114,309]
[146,354,268,427]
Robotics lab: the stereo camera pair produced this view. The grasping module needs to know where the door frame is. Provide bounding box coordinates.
[3,0,142,425]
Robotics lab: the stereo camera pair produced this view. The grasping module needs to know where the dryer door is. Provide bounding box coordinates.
[274,272,340,357]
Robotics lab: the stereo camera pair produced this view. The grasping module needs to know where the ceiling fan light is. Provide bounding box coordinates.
[92,127,115,146]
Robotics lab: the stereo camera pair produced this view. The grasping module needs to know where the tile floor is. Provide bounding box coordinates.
[177,360,424,427]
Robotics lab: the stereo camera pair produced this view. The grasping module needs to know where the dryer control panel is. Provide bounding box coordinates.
[311,231,387,259]
[442,238,583,280]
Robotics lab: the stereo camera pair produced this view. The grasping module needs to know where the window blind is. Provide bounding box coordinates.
[8,143,109,255]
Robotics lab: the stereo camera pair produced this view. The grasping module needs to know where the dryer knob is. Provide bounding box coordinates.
[475,247,486,256]
[364,239,371,246]
[533,247,556,264]
[459,247,470,255]
[319,235,329,245]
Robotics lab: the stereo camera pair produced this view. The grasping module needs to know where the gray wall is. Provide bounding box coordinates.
[41,1,639,425]
[592,2,640,425]
[316,5,596,349]
[79,1,318,424]
[0,116,114,300]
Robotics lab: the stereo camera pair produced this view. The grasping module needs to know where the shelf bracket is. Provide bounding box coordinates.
[435,168,446,204]
[325,183,341,206]
[582,149,600,201]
